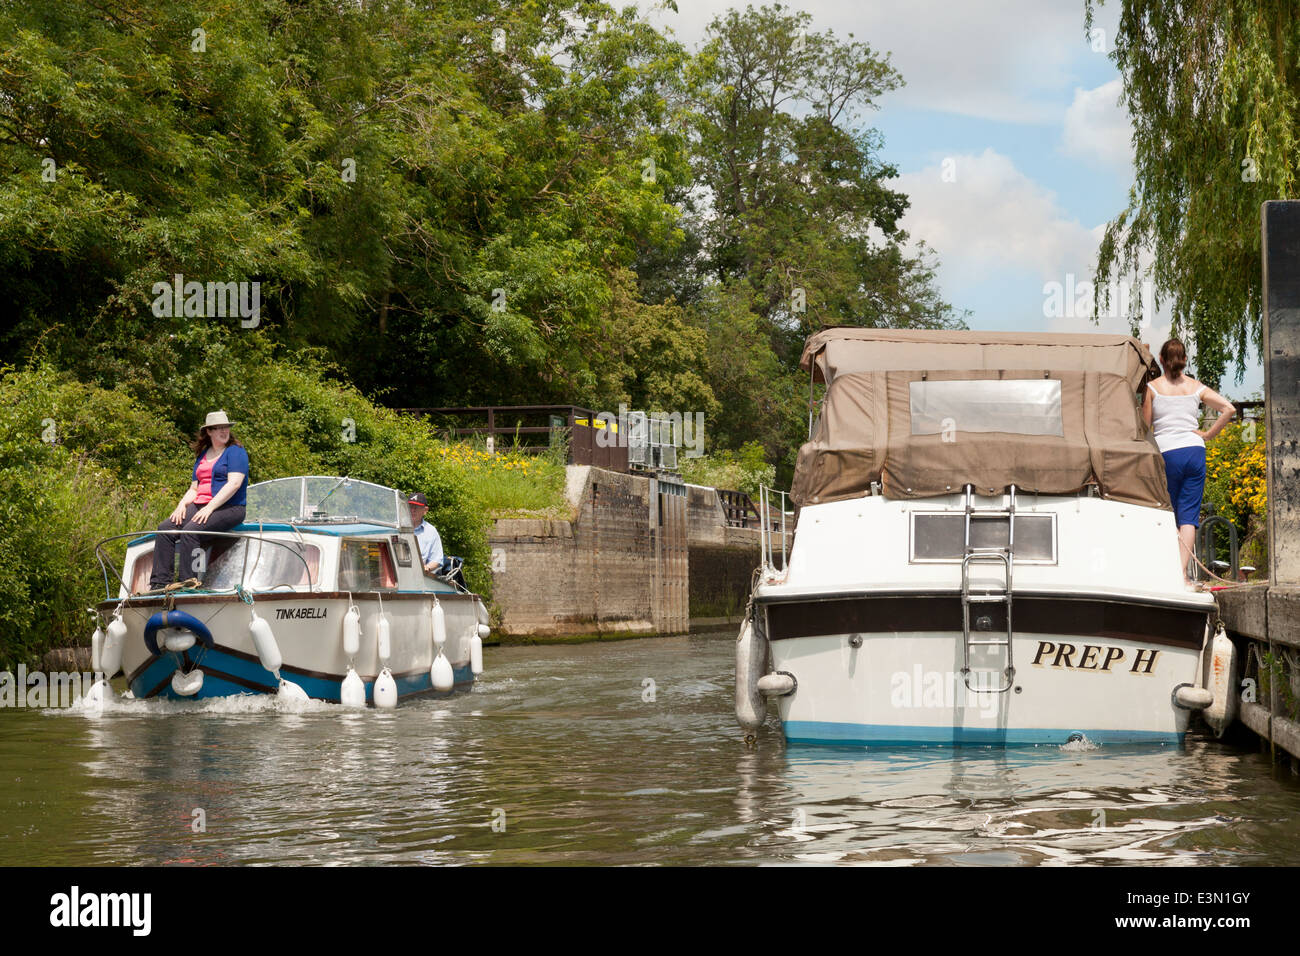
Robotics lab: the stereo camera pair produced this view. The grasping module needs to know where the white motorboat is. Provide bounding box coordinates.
[91,477,489,705]
[737,329,1233,746]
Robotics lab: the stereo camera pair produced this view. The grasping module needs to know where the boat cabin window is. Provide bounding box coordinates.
[909,380,1064,437]
[338,539,398,591]
[204,540,321,590]
[911,513,1056,563]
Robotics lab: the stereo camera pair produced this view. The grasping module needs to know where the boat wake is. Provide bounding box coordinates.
[48,690,340,718]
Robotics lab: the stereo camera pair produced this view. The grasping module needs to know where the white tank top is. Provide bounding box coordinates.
[1148,381,1205,453]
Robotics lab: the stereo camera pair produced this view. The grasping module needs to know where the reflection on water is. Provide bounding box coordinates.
[0,632,1296,865]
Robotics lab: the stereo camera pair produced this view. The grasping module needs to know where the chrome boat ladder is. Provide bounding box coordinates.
[960,484,1016,693]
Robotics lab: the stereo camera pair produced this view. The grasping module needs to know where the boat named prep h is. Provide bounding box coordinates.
[736,329,1230,747]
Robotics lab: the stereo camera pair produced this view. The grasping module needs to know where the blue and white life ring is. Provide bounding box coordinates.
[144,610,214,656]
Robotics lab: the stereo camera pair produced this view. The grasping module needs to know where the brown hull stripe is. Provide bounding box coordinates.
[763,595,1209,649]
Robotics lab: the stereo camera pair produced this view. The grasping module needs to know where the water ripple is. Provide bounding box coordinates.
[1,632,1297,864]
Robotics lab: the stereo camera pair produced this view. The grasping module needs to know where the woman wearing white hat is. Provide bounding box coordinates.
[148,410,251,589]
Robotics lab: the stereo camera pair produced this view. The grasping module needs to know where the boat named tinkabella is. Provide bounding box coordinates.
[737,329,1236,747]
[89,477,489,706]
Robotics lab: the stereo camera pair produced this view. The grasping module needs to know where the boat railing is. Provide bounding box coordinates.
[93,529,315,601]
[758,486,792,573]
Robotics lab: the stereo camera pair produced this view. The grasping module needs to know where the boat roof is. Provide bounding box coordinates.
[792,330,1170,509]
[800,327,1158,387]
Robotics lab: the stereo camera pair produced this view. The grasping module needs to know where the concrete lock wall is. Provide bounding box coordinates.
[488,466,761,638]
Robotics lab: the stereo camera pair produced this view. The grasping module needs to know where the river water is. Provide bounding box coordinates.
[1,631,1297,866]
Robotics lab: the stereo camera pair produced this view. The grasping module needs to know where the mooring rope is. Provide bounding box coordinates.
[1189,552,1256,590]
[162,578,202,611]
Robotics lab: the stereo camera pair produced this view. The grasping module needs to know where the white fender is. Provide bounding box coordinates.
[249,611,282,674]
[171,668,205,697]
[162,627,196,653]
[377,615,391,665]
[1202,623,1239,737]
[343,605,361,657]
[477,623,491,640]
[374,667,398,709]
[102,616,127,678]
[91,626,104,674]
[340,667,366,708]
[736,616,768,734]
[757,672,796,697]
[1174,685,1213,709]
[470,634,484,676]
[431,599,447,648]
[277,678,308,703]
[431,652,454,692]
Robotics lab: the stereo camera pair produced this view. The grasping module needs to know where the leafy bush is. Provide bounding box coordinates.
[0,364,181,668]
[1204,420,1267,569]
[679,440,775,497]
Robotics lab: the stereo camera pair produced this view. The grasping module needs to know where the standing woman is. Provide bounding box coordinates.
[149,410,251,589]
[1142,340,1235,587]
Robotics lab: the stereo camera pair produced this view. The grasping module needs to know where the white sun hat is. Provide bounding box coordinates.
[203,410,235,429]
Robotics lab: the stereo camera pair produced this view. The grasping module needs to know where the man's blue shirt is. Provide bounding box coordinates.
[414,520,444,567]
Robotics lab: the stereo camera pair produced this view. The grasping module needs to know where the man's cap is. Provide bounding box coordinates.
[408,493,428,507]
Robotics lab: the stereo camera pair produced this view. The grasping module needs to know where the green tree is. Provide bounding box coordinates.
[0,0,693,409]
[684,3,964,362]
[1085,0,1297,385]
[649,4,966,476]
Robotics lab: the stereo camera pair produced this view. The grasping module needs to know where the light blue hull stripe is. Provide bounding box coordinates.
[129,646,473,703]
[782,720,1184,747]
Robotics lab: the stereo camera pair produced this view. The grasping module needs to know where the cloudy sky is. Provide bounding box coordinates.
[639,0,1264,397]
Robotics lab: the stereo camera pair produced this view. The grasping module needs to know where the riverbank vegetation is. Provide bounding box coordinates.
[0,1,970,664]
[680,442,775,498]
[1204,420,1268,572]
[434,439,571,520]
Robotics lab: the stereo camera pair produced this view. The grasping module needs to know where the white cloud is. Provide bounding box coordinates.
[1061,79,1132,168]
[642,0,1122,124]
[892,149,1181,346]
[894,148,1098,282]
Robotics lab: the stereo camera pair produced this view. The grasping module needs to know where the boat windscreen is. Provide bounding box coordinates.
[244,477,407,528]
[204,539,320,590]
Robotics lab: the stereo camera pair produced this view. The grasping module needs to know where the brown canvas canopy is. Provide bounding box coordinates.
[800,327,1158,388]
[791,329,1170,509]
